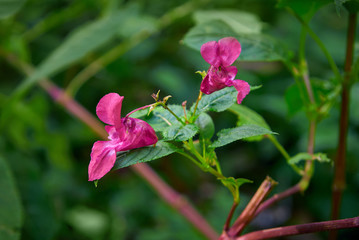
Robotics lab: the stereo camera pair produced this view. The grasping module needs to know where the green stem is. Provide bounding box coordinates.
[178,151,204,169]
[267,135,303,175]
[298,26,307,63]
[214,155,223,175]
[284,62,310,109]
[160,103,185,125]
[183,141,224,180]
[190,91,203,122]
[287,8,342,81]
[299,120,316,192]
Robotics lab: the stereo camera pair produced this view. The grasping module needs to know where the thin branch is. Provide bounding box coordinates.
[2,51,219,240]
[330,12,357,240]
[223,202,239,231]
[236,217,359,240]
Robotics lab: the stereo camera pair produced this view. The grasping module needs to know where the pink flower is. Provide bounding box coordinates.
[88,93,158,181]
[200,37,250,104]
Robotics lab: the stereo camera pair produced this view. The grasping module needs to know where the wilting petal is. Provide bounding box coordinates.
[88,141,117,181]
[231,80,250,104]
[116,117,158,151]
[218,37,241,67]
[96,93,124,126]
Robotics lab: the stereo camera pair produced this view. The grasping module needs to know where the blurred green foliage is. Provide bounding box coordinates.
[1,0,359,239]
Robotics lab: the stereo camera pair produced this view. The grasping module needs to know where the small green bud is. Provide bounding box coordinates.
[195,70,207,79]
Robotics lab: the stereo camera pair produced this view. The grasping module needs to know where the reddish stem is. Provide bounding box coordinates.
[236,217,359,240]
[223,202,239,231]
[330,13,357,240]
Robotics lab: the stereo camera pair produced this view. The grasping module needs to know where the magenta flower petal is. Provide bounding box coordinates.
[96,93,124,126]
[88,141,117,181]
[201,40,221,67]
[89,94,158,181]
[224,66,238,85]
[117,117,158,151]
[200,37,241,67]
[200,37,249,103]
[232,80,250,104]
[218,37,241,67]
[200,65,238,94]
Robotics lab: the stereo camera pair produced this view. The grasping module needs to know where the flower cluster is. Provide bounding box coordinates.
[89,37,249,181]
[88,93,158,181]
[200,37,250,104]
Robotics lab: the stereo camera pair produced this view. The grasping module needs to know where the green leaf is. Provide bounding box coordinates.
[195,113,215,139]
[113,141,179,169]
[289,152,332,165]
[191,87,237,115]
[193,10,263,34]
[277,0,331,21]
[163,123,199,141]
[228,104,271,130]
[0,0,26,19]
[183,20,290,62]
[221,177,252,202]
[211,124,274,148]
[0,157,22,240]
